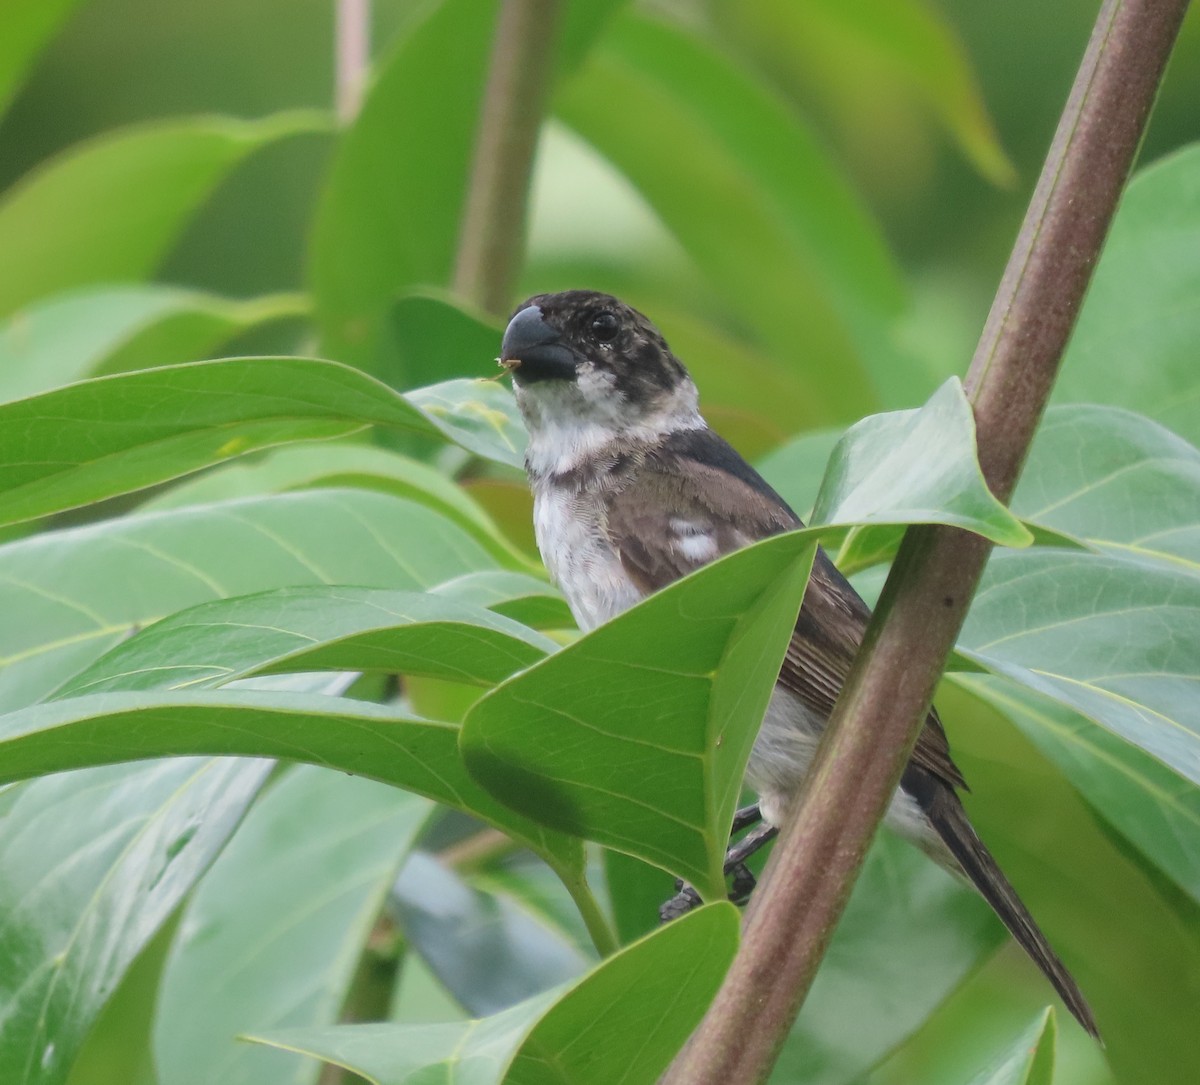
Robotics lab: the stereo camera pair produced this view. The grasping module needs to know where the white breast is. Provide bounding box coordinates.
[532,484,643,632]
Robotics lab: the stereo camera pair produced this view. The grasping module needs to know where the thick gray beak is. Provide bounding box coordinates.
[500,305,577,384]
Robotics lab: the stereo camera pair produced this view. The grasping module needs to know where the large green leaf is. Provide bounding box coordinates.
[406,379,527,469]
[0,358,447,527]
[775,835,1003,1085]
[310,0,620,373]
[0,489,500,711]
[309,0,500,370]
[389,852,589,1017]
[1056,144,1200,444]
[962,1009,1056,1085]
[715,0,1015,186]
[1014,404,1200,572]
[249,902,738,1085]
[963,677,1200,908]
[0,757,272,1085]
[462,531,817,899]
[154,767,431,1085]
[0,0,84,117]
[961,549,1200,788]
[0,286,307,401]
[0,113,328,316]
[811,378,1031,546]
[139,442,536,571]
[56,586,556,697]
[557,11,910,420]
[0,690,582,884]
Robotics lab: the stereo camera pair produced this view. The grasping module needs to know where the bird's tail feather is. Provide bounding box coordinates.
[914,775,1100,1039]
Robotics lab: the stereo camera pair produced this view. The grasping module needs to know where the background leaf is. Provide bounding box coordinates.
[0,489,501,711]
[0,113,328,316]
[0,286,307,402]
[0,690,583,886]
[153,767,431,1085]
[250,902,739,1085]
[1056,144,1200,444]
[963,1008,1056,1085]
[57,586,555,697]
[0,757,272,1085]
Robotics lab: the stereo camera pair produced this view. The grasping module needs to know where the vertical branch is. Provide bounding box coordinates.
[453,0,564,316]
[662,2,1190,1083]
[334,0,370,124]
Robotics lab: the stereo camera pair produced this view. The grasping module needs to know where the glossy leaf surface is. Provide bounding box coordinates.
[154,768,431,1085]
[250,903,738,1085]
[0,758,272,1085]
[463,531,817,898]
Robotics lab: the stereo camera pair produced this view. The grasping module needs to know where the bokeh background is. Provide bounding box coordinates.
[3,3,1199,1084]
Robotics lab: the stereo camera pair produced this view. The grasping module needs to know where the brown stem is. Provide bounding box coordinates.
[334,0,370,124]
[662,2,1190,1082]
[452,0,563,316]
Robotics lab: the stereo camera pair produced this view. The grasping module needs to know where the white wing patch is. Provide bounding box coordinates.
[669,517,720,565]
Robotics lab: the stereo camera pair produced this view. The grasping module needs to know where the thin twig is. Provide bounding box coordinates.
[662,2,1190,1082]
[453,0,564,316]
[335,0,370,124]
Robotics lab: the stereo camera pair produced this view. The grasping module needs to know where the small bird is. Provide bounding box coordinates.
[498,289,1098,1037]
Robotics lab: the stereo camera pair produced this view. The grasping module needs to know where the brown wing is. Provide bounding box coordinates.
[605,429,966,792]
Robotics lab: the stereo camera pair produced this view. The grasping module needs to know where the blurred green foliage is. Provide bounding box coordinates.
[1,2,1198,1084]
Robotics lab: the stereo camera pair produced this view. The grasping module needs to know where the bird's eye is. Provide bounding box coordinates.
[590,311,619,343]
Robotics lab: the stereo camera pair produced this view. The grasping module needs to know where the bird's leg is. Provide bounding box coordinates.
[730,801,762,834]
[723,822,778,905]
[659,804,776,921]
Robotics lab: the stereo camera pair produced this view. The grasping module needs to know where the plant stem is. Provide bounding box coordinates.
[452,0,564,317]
[334,0,370,124]
[661,2,1190,1082]
[559,863,619,958]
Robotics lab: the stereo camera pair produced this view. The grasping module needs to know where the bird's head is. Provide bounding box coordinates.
[500,291,702,472]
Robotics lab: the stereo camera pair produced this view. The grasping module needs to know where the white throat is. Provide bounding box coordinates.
[517,373,705,478]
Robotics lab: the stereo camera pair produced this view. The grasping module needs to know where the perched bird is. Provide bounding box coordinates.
[498,289,1098,1038]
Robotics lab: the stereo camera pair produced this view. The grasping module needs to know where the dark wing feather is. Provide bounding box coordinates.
[605,429,966,792]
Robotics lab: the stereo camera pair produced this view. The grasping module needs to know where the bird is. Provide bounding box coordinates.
[497,289,1098,1038]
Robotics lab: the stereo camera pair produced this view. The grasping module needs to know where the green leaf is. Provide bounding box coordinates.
[756,427,845,520]
[56,586,556,697]
[389,852,589,1017]
[0,112,328,316]
[0,286,307,401]
[249,902,739,1085]
[462,531,816,899]
[962,1008,1056,1085]
[0,690,583,883]
[0,0,84,117]
[431,571,572,630]
[1015,404,1200,573]
[154,767,431,1085]
[309,0,497,370]
[776,834,1004,1085]
[717,0,1014,186]
[558,11,911,419]
[1056,145,1200,445]
[310,0,619,373]
[0,757,272,1085]
[388,292,503,389]
[960,549,1200,788]
[0,489,501,711]
[811,378,1032,547]
[963,677,1200,907]
[0,358,447,527]
[139,442,536,572]
[407,378,528,469]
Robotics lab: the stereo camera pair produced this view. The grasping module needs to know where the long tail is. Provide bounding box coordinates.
[906,768,1100,1038]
